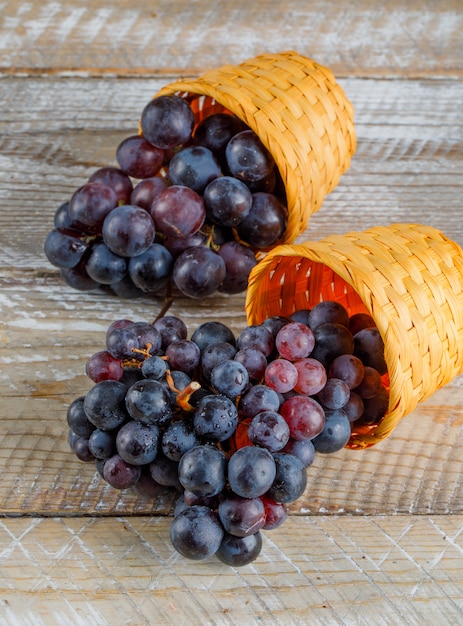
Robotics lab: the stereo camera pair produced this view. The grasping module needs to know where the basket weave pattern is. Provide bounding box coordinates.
[154,50,356,244]
[245,223,463,448]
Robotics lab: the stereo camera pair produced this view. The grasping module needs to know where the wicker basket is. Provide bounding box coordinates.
[245,223,463,449]
[150,50,356,244]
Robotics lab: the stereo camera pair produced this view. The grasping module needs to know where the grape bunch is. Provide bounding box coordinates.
[44,94,289,299]
[66,301,388,566]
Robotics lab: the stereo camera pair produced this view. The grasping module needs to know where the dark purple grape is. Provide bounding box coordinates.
[353,327,387,375]
[116,135,164,179]
[281,438,316,468]
[343,392,364,422]
[217,240,257,294]
[210,360,249,399]
[233,347,267,381]
[178,445,227,497]
[191,321,236,352]
[88,428,116,460]
[162,421,200,462]
[328,354,365,390]
[103,454,141,489]
[129,321,162,358]
[267,453,307,503]
[308,301,350,331]
[150,185,205,239]
[165,339,201,373]
[261,316,292,337]
[153,315,188,348]
[106,325,139,359]
[67,396,96,438]
[110,275,145,299]
[60,263,100,291]
[310,323,354,369]
[170,505,223,560]
[83,380,128,430]
[85,241,128,285]
[201,342,237,381]
[354,366,382,399]
[358,385,389,425]
[130,176,168,210]
[128,243,173,292]
[238,384,281,419]
[193,394,238,442]
[72,437,95,462]
[312,408,351,453]
[68,182,119,233]
[237,324,274,357]
[228,446,276,499]
[44,229,89,269]
[149,453,181,488]
[116,419,160,465]
[132,466,168,498]
[102,205,155,258]
[89,167,133,205]
[164,230,208,259]
[203,176,252,227]
[173,246,226,298]
[237,192,286,248]
[248,411,290,452]
[225,129,275,182]
[218,495,266,538]
[216,531,262,566]
[349,312,377,335]
[141,95,195,150]
[168,145,221,193]
[54,201,83,231]
[125,379,172,425]
[289,309,311,326]
[317,378,351,410]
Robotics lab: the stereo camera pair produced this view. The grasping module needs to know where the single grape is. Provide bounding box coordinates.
[89,167,133,205]
[280,395,325,440]
[236,192,286,248]
[125,379,172,425]
[217,241,257,294]
[353,327,387,375]
[68,182,119,233]
[150,186,205,239]
[110,275,145,299]
[233,347,267,381]
[238,384,281,419]
[84,241,128,285]
[103,454,142,489]
[216,531,262,567]
[132,466,168,499]
[328,354,365,390]
[343,392,364,422]
[191,321,236,352]
[129,321,162,358]
[60,262,100,291]
[358,385,389,425]
[275,322,315,361]
[173,246,226,298]
[105,325,139,360]
[88,428,116,460]
[310,323,354,369]
[72,437,95,462]
[154,315,188,349]
[116,134,164,179]
[308,301,350,331]
[261,496,288,530]
[165,339,201,373]
[317,378,351,410]
[267,453,307,503]
[194,112,248,158]
[141,95,195,150]
[210,360,249,399]
[83,380,128,430]
[281,438,316,468]
[225,129,275,182]
[116,420,160,465]
[312,408,351,453]
[164,230,208,259]
[170,505,223,560]
[293,357,327,396]
[128,243,173,292]
[162,420,200,461]
[140,355,168,380]
[54,201,80,231]
[264,359,298,393]
[178,445,227,497]
[130,176,169,210]
[248,411,290,452]
[193,394,239,442]
[228,446,276,498]
[149,453,181,488]
[168,145,221,193]
[203,176,252,227]
[237,324,274,357]
[66,396,96,438]
[218,495,266,537]
[85,350,124,383]
[44,229,89,269]
[348,312,376,336]
[102,205,155,258]
[354,366,382,399]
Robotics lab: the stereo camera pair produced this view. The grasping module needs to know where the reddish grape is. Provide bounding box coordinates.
[85,350,124,382]
[68,182,118,233]
[150,185,205,238]
[130,176,168,210]
[116,135,164,179]
[293,357,327,396]
[354,366,382,399]
[261,496,288,530]
[89,166,133,205]
[275,322,315,360]
[264,359,298,393]
[103,454,142,489]
[280,395,325,440]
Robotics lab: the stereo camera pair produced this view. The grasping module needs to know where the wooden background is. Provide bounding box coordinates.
[1,1,463,623]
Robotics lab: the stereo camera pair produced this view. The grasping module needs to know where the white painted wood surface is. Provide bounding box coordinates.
[1,0,463,623]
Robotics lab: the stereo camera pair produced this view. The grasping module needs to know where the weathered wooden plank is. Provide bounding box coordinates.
[0,0,462,78]
[1,515,463,624]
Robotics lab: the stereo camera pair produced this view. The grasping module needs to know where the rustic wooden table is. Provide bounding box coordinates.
[1,1,463,624]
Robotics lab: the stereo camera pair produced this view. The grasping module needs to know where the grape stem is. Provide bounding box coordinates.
[165,370,201,411]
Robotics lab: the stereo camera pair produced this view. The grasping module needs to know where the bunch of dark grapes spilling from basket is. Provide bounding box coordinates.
[66,301,388,567]
[44,94,288,299]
